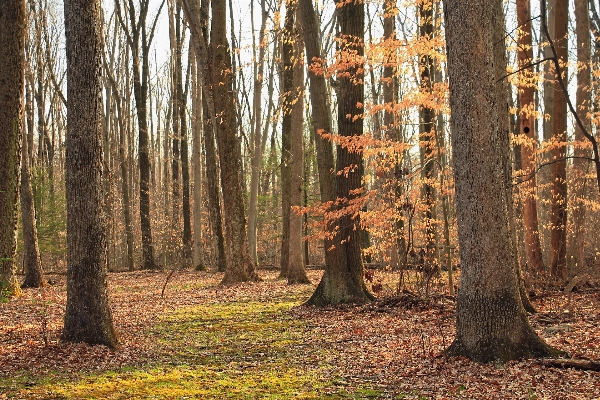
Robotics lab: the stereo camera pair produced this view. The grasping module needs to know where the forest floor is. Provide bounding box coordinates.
[1,269,600,399]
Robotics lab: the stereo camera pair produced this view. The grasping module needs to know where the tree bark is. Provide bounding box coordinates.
[517,0,545,274]
[306,0,373,306]
[0,0,26,297]
[443,0,556,362]
[280,0,296,278]
[568,0,591,274]
[62,0,117,348]
[20,122,45,289]
[297,0,337,271]
[288,15,310,285]
[550,0,568,280]
[210,0,260,284]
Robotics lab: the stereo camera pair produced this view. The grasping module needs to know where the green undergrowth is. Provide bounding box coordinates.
[3,287,381,399]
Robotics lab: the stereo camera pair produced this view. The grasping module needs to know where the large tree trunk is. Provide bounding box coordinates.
[569,0,591,274]
[0,0,25,297]
[517,0,545,274]
[62,0,117,348]
[306,0,373,306]
[287,16,310,285]
[443,0,555,362]
[210,0,259,284]
[20,124,45,289]
[280,0,296,278]
[550,0,568,280]
[191,46,205,270]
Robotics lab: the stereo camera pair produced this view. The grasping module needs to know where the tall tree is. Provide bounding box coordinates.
[550,0,568,280]
[569,0,591,272]
[418,0,437,260]
[0,0,26,297]
[247,0,269,265]
[517,0,545,274]
[443,0,555,361]
[287,14,310,285]
[280,0,296,278]
[307,0,373,305]
[62,0,117,348]
[210,0,260,284]
[20,126,45,288]
[297,0,337,272]
[115,0,165,270]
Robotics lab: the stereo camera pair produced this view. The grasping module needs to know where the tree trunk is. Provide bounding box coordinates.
[539,0,555,268]
[288,15,310,285]
[297,0,337,270]
[517,0,545,274]
[20,121,45,289]
[443,0,555,362]
[419,0,437,260]
[210,0,260,284]
[247,0,269,266]
[62,0,117,348]
[569,0,591,274]
[306,0,373,306]
[550,0,568,280]
[0,0,25,297]
[191,44,205,271]
[280,0,296,278]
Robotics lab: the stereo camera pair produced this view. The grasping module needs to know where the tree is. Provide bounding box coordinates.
[307,0,373,306]
[20,126,46,288]
[0,0,26,297]
[62,0,118,348]
[443,0,556,361]
[569,0,591,273]
[550,0,568,280]
[287,14,310,285]
[280,0,296,278]
[516,0,545,274]
[210,0,260,284]
[115,0,165,270]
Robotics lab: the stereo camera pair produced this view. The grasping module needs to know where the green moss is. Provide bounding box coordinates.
[5,292,383,399]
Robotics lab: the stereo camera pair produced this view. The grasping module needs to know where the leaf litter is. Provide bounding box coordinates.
[0,269,599,399]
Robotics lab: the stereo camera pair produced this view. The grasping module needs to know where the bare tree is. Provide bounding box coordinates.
[62,0,117,348]
[443,0,556,361]
[0,0,26,297]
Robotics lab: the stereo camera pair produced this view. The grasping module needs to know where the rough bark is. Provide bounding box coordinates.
[306,0,373,306]
[443,0,556,362]
[247,0,269,265]
[62,0,117,348]
[288,16,310,285]
[550,0,568,280]
[280,0,295,279]
[191,45,205,270]
[0,0,25,297]
[419,0,437,260]
[569,0,591,274]
[20,123,45,289]
[297,0,337,271]
[517,0,545,274]
[210,0,259,284]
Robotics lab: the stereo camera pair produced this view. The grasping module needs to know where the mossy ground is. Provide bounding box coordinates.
[0,276,381,399]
